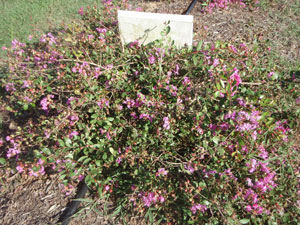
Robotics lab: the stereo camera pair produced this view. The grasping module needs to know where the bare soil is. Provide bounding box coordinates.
[0,1,299,224]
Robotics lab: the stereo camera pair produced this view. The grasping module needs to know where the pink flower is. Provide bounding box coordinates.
[157,168,168,176]
[78,7,84,15]
[40,95,54,111]
[230,67,241,87]
[213,58,219,67]
[148,54,155,64]
[78,174,85,181]
[184,163,195,174]
[174,64,180,75]
[69,131,79,138]
[16,165,24,173]
[24,96,32,102]
[142,192,157,207]
[268,72,275,78]
[159,196,165,203]
[190,204,207,214]
[97,98,109,108]
[245,205,252,212]
[229,45,238,54]
[5,83,16,92]
[96,28,107,33]
[246,178,253,187]
[163,117,170,130]
[247,159,257,173]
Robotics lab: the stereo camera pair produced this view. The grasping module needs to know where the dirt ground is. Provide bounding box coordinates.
[0,1,299,224]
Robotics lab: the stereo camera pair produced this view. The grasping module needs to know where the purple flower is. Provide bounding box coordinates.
[247,159,257,173]
[7,143,21,158]
[142,192,157,207]
[78,7,84,15]
[88,34,94,40]
[69,131,79,138]
[229,45,238,54]
[230,67,241,87]
[191,204,207,214]
[139,113,152,122]
[258,145,268,159]
[40,95,54,111]
[268,72,275,78]
[184,163,195,174]
[245,205,252,212]
[22,80,30,88]
[116,157,122,164]
[183,76,191,86]
[66,97,78,106]
[246,178,253,187]
[148,54,155,64]
[16,165,24,173]
[157,168,168,176]
[78,174,84,181]
[220,122,230,131]
[213,58,219,67]
[174,64,180,75]
[159,196,165,203]
[5,83,16,92]
[163,117,170,130]
[97,98,109,108]
[24,96,32,102]
[96,28,107,33]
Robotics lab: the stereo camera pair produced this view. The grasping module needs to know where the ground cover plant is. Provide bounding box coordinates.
[0,0,300,224]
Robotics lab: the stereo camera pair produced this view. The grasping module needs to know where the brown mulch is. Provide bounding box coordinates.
[0,1,299,225]
[137,0,300,65]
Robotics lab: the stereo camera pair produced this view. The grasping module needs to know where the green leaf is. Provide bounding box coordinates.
[64,138,72,147]
[23,104,28,110]
[212,136,219,145]
[102,153,107,160]
[58,139,65,147]
[83,158,92,165]
[42,147,51,155]
[196,41,203,51]
[78,156,88,162]
[165,25,171,35]
[0,157,6,165]
[240,219,250,224]
[217,147,225,155]
[109,147,116,156]
[46,86,52,92]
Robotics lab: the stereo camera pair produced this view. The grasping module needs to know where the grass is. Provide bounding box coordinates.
[0,0,102,58]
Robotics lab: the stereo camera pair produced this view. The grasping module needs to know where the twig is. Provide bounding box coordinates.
[223,80,263,86]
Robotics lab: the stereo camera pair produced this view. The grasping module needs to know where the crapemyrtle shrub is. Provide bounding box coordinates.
[1,0,299,224]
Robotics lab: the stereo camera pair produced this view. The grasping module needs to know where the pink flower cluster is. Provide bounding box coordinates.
[141,192,165,207]
[190,203,207,214]
[206,0,246,14]
[39,33,57,46]
[5,83,16,92]
[163,117,170,130]
[156,168,168,177]
[40,94,54,111]
[6,136,21,159]
[97,98,110,109]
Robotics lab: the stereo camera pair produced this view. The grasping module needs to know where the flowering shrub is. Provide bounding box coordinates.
[0,1,299,224]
